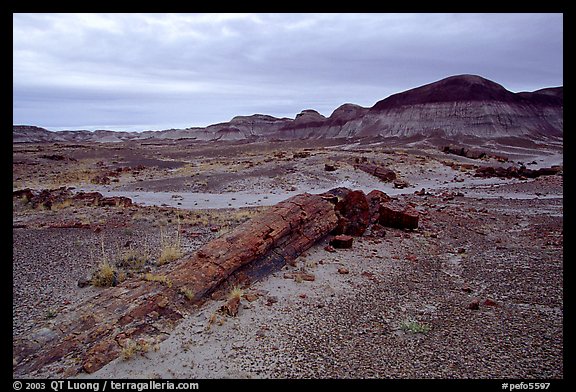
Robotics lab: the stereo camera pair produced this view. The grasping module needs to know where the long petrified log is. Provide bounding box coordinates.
[354,162,397,182]
[13,192,338,377]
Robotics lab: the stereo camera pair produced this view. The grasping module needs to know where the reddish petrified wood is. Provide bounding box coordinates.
[333,190,371,236]
[330,234,354,248]
[355,162,397,182]
[379,201,419,230]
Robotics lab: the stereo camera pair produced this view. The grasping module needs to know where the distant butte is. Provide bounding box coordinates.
[13,74,562,144]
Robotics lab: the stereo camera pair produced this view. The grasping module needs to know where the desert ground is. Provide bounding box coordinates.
[13,137,563,379]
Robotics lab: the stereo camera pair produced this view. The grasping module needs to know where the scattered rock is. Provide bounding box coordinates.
[367,223,386,237]
[393,179,410,189]
[338,268,349,274]
[467,299,480,310]
[99,196,133,208]
[293,151,310,159]
[324,163,337,172]
[284,272,316,282]
[13,188,34,202]
[221,296,240,317]
[40,154,76,161]
[90,175,111,185]
[243,293,259,302]
[483,298,498,307]
[73,192,103,206]
[324,245,336,253]
[77,276,92,288]
[441,145,487,160]
[299,273,316,282]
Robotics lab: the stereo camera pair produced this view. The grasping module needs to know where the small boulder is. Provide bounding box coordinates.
[77,276,92,288]
[330,235,354,249]
[221,296,240,317]
[393,179,410,189]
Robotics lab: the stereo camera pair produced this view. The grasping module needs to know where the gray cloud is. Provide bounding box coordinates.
[13,13,563,131]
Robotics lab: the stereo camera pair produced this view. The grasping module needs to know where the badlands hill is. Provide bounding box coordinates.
[13,74,563,144]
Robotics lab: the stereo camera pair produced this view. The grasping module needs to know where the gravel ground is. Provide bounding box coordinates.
[13,141,563,379]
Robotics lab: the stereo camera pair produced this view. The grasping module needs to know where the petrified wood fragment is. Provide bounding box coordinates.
[379,201,419,230]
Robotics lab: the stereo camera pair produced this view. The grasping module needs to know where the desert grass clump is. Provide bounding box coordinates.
[45,308,58,319]
[116,242,150,271]
[91,238,119,287]
[144,273,173,288]
[91,262,118,287]
[180,287,195,301]
[158,217,183,265]
[121,338,155,361]
[121,339,139,360]
[51,199,73,211]
[228,285,244,300]
[400,319,431,334]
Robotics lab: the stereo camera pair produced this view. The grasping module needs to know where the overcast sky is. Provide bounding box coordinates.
[13,13,563,132]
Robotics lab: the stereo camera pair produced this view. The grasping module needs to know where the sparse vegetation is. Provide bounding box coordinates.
[116,243,150,271]
[51,199,73,211]
[91,238,120,287]
[91,262,118,287]
[180,287,195,301]
[144,273,172,288]
[120,338,157,361]
[158,216,183,265]
[228,285,244,300]
[121,339,139,360]
[400,319,431,334]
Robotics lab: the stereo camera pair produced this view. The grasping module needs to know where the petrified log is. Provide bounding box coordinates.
[355,162,397,182]
[474,165,562,179]
[13,192,338,377]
